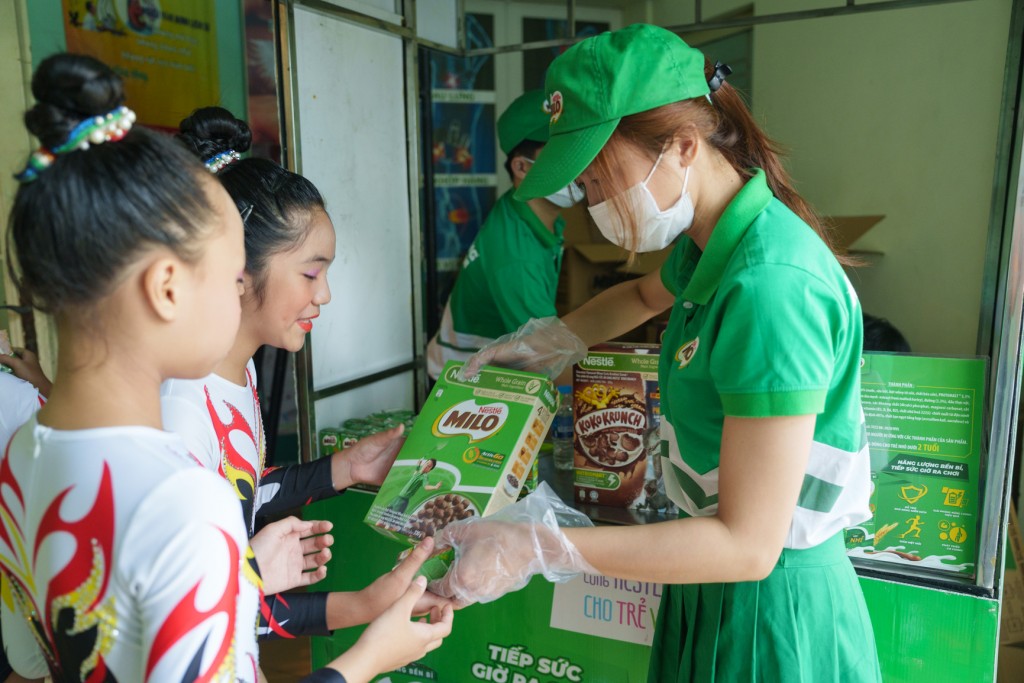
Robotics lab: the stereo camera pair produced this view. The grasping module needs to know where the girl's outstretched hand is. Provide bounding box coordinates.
[328,574,454,683]
[250,517,333,594]
[332,424,405,490]
[362,537,456,622]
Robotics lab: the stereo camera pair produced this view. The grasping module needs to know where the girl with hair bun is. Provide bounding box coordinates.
[0,51,262,681]
[0,55,450,683]
[165,106,453,645]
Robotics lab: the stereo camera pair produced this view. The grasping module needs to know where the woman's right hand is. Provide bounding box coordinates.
[460,317,588,380]
[329,575,454,683]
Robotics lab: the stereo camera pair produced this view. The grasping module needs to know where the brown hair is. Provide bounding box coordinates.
[588,58,852,265]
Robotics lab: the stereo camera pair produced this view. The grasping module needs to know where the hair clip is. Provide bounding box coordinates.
[238,201,254,223]
[204,150,241,174]
[708,62,733,93]
[14,105,137,183]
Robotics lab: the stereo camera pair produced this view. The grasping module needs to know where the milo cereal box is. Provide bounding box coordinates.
[573,344,674,511]
[365,361,557,546]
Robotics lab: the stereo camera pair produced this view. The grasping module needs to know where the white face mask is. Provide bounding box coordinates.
[588,150,694,252]
[544,182,586,208]
[523,157,584,207]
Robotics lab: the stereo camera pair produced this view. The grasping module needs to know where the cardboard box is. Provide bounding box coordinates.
[556,213,883,315]
[558,243,673,315]
[999,643,1024,681]
[826,215,884,251]
[572,344,674,512]
[561,203,602,245]
[1001,502,1024,645]
[365,361,557,546]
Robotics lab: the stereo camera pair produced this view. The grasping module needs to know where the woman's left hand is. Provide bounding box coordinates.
[332,424,405,490]
[431,483,596,606]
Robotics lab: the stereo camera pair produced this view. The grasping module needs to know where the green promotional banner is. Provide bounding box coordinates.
[845,354,986,576]
[308,491,654,682]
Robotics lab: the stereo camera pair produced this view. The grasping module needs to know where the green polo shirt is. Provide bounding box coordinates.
[427,190,565,376]
[658,170,871,549]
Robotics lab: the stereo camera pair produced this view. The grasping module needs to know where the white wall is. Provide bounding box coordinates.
[752,0,1011,355]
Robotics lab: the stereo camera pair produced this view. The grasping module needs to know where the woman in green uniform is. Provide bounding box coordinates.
[438,24,881,682]
[426,90,583,379]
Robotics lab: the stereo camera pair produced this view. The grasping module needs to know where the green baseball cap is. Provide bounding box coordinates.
[516,24,710,201]
[497,89,550,155]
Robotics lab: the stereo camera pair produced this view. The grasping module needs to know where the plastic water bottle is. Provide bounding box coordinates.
[552,385,574,471]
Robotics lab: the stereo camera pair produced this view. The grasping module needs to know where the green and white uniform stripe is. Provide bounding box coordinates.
[650,170,880,682]
[657,170,871,548]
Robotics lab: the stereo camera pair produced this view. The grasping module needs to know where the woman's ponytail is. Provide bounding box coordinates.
[702,62,847,261]
[597,58,852,265]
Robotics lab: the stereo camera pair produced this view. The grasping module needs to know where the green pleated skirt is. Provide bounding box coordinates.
[648,533,881,683]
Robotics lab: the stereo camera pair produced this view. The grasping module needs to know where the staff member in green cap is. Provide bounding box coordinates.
[435,23,881,683]
[426,89,584,379]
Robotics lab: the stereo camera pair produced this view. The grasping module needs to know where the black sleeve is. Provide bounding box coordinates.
[301,669,347,683]
[0,631,13,681]
[255,457,340,518]
[257,591,331,640]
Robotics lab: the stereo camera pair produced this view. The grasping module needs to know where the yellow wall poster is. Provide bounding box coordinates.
[62,0,218,131]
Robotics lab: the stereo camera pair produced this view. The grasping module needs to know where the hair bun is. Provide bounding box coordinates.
[24,53,125,149]
[177,106,253,161]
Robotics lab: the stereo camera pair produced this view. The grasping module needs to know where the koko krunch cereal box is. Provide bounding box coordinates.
[365,361,557,546]
[573,344,674,512]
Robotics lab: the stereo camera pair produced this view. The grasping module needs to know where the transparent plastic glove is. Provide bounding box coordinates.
[429,482,596,606]
[460,316,588,380]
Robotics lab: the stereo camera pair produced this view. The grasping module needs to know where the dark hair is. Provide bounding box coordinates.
[504,139,544,182]
[7,54,216,316]
[863,313,911,353]
[176,107,325,303]
[590,57,852,265]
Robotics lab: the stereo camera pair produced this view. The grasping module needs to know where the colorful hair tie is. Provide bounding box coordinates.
[14,105,137,183]
[204,150,241,174]
[14,150,56,183]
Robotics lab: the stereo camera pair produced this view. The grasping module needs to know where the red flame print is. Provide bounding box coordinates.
[34,463,115,618]
[0,438,26,559]
[146,527,240,682]
[205,386,259,523]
